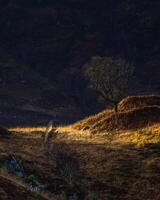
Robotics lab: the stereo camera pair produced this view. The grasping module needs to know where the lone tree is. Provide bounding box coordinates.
[85,56,134,112]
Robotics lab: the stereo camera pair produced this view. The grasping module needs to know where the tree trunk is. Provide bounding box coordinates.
[114,102,118,113]
[101,94,119,113]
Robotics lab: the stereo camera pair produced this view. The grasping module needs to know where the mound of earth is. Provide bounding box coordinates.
[91,106,160,133]
[119,95,160,112]
[72,109,114,131]
[71,95,160,133]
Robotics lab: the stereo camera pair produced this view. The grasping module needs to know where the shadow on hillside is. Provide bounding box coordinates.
[49,140,160,199]
[1,132,160,200]
[0,106,79,128]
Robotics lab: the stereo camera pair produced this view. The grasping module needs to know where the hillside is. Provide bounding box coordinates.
[0,1,160,199]
[0,60,83,127]
[0,175,46,200]
[60,95,160,134]
[0,0,159,113]
[0,95,160,199]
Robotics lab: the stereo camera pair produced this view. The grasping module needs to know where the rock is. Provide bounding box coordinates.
[6,156,25,178]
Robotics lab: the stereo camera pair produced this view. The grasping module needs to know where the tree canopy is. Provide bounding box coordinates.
[85,57,135,112]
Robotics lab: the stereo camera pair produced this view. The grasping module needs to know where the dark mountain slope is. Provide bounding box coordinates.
[0,0,159,113]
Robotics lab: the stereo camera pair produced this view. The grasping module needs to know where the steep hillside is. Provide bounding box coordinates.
[0,61,50,107]
[0,0,159,111]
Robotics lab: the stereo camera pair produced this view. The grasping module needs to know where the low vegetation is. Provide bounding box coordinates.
[0,95,160,199]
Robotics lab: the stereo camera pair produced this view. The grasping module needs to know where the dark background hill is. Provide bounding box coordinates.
[0,0,159,119]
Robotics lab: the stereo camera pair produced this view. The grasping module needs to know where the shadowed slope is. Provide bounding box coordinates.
[0,176,46,200]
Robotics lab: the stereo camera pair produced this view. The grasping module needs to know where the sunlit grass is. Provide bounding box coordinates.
[1,94,159,199]
[1,122,160,200]
[9,126,46,133]
[8,123,160,149]
[130,125,160,146]
[113,124,160,147]
[57,123,160,145]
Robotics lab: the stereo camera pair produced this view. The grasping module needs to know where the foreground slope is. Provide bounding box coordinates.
[0,175,46,200]
[1,124,160,199]
[1,95,160,200]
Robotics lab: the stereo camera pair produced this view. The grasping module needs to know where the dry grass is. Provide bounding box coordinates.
[59,95,160,134]
[118,123,160,147]
[1,95,160,199]
[72,108,114,130]
[1,123,160,199]
[119,95,160,111]
[0,132,58,200]
[9,126,46,133]
[91,106,160,133]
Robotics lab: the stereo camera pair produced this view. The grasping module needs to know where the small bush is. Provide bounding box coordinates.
[52,143,87,199]
[53,143,80,185]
